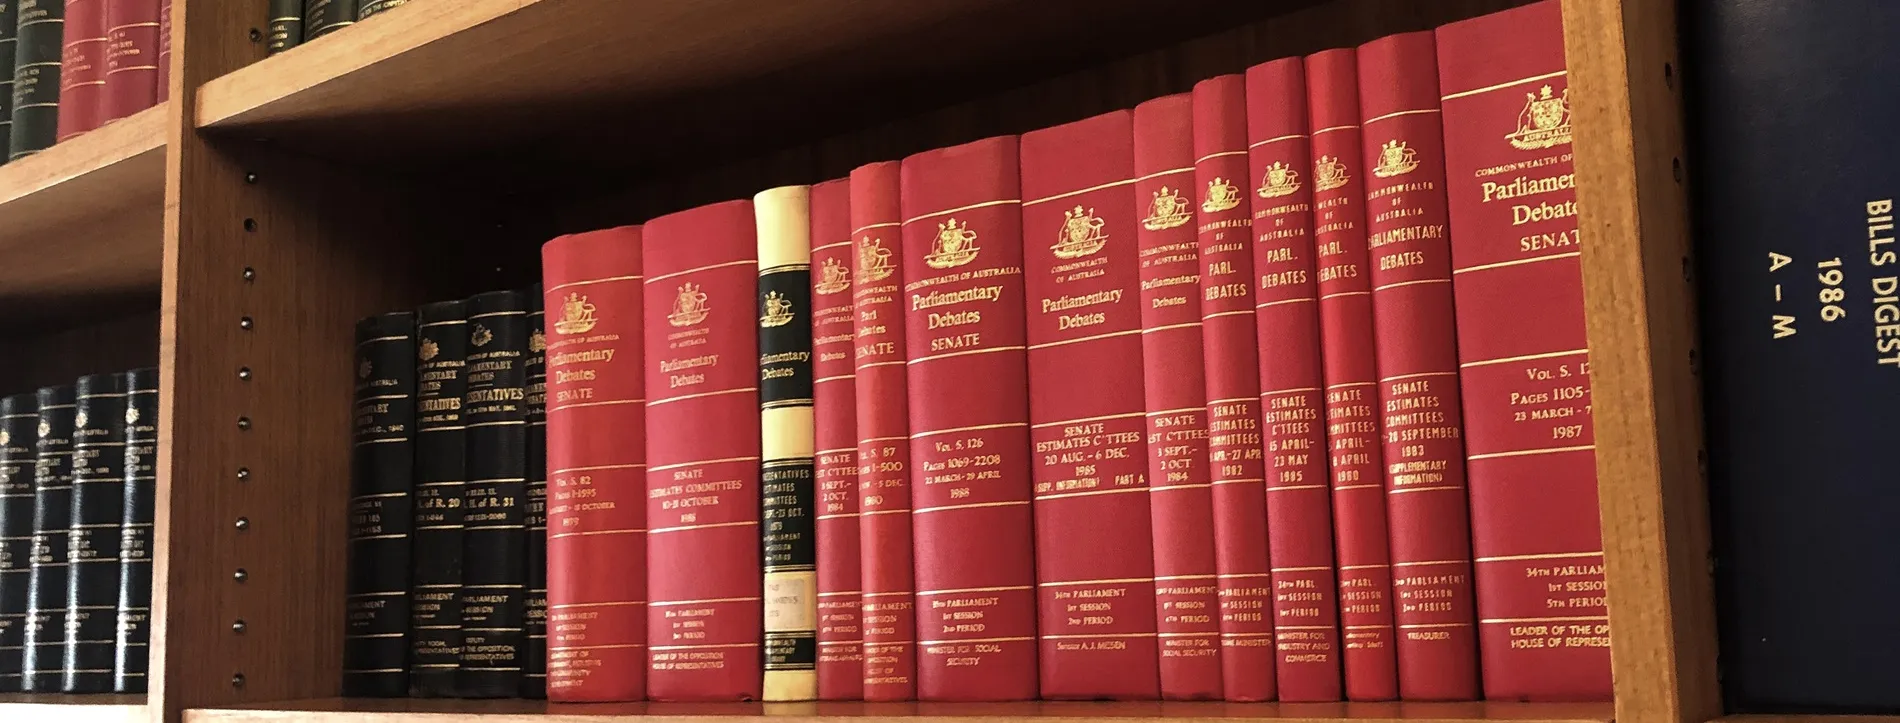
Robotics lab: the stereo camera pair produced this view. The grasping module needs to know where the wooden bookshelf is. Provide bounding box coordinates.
[0,694,148,723]
[184,700,1615,723]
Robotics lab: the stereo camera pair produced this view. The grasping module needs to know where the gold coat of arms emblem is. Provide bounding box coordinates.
[760,290,796,328]
[553,292,598,335]
[814,257,852,295]
[1143,186,1192,231]
[857,237,895,283]
[1314,155,1351,192]
[925,218,980,269]
[1052,206,1108,259]
[1202,177,1242,213]
[669,282,710,328]
[1256,161,1303,198]
[1372,140,1419,178]
[1507,84,1572,150]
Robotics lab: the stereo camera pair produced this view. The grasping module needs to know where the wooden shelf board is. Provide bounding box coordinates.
[1717,717,1900,723]
[185,699,1612,723]
[0,101,166,320]
[0,693,149,723]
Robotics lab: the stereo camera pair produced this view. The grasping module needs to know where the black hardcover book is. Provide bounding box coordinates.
[1689,1,1900,712]
[520,286,547,699]
[345,313,417,697]
[410,300,467,697]
[300,0,354,41]
[0,0,20,161]
[0,393,37,692]
[358,0,407,19]
[113,368,155,694]
[63,374,125,693]
[758,214,818,694]
[265,0,302,55]
[20,385,73,692]
[457,289,528,698]
[7,0,58,160]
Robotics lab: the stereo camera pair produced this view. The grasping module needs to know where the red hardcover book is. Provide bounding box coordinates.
[850,161,917,701]
[1437,1,1609,701]
[1305,47,1400,702]
[541,226,647,702]
[1245,56,1343,702]
[57,0,108,140]
[642,201,764,702]
[100,0,158,121]
[899,136,1038,701]
[155,0,168,102]
[1192,74,1276,702]
[810,178,865,701]
[1133,92,1224,701]
[1357,31,1480,700]
[1021,111,1160,700]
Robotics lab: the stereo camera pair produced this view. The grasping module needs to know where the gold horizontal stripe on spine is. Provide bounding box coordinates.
[648,520,757,534]
[1206,396,1254,405]
[648,455,760,472]
[1257,297,1315,308]
[912,500,1029,515]
[419,319,464,328]
[420,425,463,432]
[855,360,904,371]
[1262,386,1321,395]
[1364,108,1441,124]
[1313,124,1358,135]
[1319,290,1371,300]
[551,643,648,651]
[814,374,855,384]
[1334,484,1382,491]
[1380,371,1458,383]
[1136,166,1194,181]
[1461,348,1588,369]
[852,221,900,235]
[862,590,913,597]
[549,528,644,539]
[1153,484,1212,491]
[903,199,1021,226]
[1038,577,1151,587]
[464,420,523,429]
[350,534,407,541]
[357,335,407,345]
[343,668,404,673]
[911,421,1026,439]
[812,239,853,251]
[861,435,907,443]
[345,633,405,639]
[1196,150,1248,162]
[816,513,859,520]
[1037,487,1147,501]
[1268,484,1328,492]
[468,310,525,319]
[358,393,406,401]
[1203,309,1253,320]
[64,80,108,88]
[1342,624,1392,630]
[1476,551,1603,563]
[646,258,757,284]
[551,463,645,474]
[1373,278,1450,292]
[1248,133,1307,148]
[1455,251,1580,275]
[464,584,525,589]
[18,19,62,28]
[1388,485,1463,495]
[1275,625,1338,631]
[917,636,1034,645]
[1031,411,1143,429]
[1145,406,1202,416]
[1024,178,1136,206]
[908,345,1027,366]
[1479,616,1606,624]
[109,22,163,28]
[1216,573,1271,580]
[1468,444,1594,461]
[818,640,863,647]
[347,591,406,597]
[1156,632,1220,638]
[549,398,645,412]
[1028,328,1139,351]
[1398,623,1473,629]
[759,262,811,275]
[1442,70,1569,100]
[649,387,756,407]
[650,643,759,651]
[818,590,862,597]
[1153,574,1216,581]
[861,509,910,516]
[1338,564,1390,570]
[1043,633,1156,640]
[77,392,128,399]
[1392,560,1465,569]
[1141,321,1201,335]
[1211,478,1265,486]
[761,399,813,410]
[1271,566,1333,573]
[550,600,647,609]
[651,596,762,607]
[1221,632,1275,638]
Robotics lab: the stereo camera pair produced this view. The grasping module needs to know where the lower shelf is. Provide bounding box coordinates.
[0,693,148,723]
[184,699,1613,722]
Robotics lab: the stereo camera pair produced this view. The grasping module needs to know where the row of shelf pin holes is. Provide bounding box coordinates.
[231,168,260,691]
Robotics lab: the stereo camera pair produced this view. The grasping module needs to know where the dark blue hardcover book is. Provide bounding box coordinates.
[1689,1,1900,713]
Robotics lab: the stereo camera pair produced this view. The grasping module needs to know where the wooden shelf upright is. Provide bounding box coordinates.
[0,1,1747,723]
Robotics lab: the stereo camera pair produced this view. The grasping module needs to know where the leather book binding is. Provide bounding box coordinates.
[0,393,36,692]
[1305,46,1399,702]
[541,226,648,702]
[358,0,407,18]
[343,313,416,697]
[113,368,156,693]
[410,300,468,697]
[850,160,917,702]
[153,0,165,102]
[457,289,531,698]
[64,373,128,693]
[1192,74,1276,702]
[1358,30,1480,700]
[10,0,64,160]
[100,0,159,121]
[757,185,820,702]
[55,0,104,141]
[301,0,355,41]
[643,200,764,702]
[21,384,75,692]
[900,136,1038,701]
[522,291,549,699]
[1021,110,1160,700]
[266,0,301,55]
[809,178,864,701]
[0,0,18,155]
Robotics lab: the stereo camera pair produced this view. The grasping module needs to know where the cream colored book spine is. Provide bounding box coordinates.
[755,185,819,702]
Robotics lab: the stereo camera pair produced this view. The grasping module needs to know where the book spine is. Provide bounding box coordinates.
[541,226,647,702]
[1020,110,1160,700]
[0,394,37,692]
[809,178,863,701]
[1435,0,1609,700]
[1356,30,1479,701]
[522,290,548,699]
[899,137,1038,702]
[1305,46,1399,702]
[410,300,467,697]
[756,186,819,702]
[266,0,301,55]
[63,374,126,693]
[1245,57,1343,702]
[343,313,415,697]
[22,385,74,692]
[458,290,530,698]
[358,0,407,18]
[10,0,63,160]
[152,0,163,102]
[1132,92,1224,701]
[0,0,18,159]
[642,200,763,702]
[849,161,916,702]
[100,0,158,121]
[113,369,155,694]
[55,0,103,141]
[301,0,355,41]
[1191,74,1276,702]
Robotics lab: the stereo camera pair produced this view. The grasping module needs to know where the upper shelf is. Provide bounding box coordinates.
[0,694,148,723]
[0,102,166,327]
